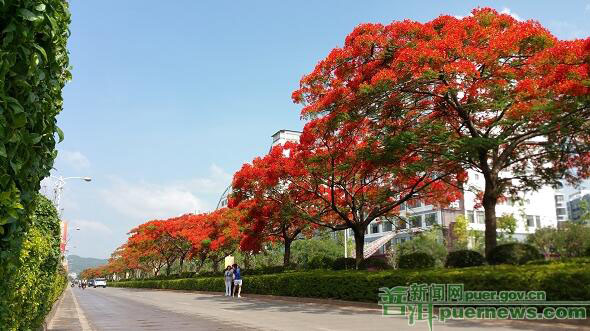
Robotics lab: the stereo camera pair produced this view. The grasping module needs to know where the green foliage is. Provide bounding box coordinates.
[468,230,485,254]
[451,215,469,250]
[445,250,486,268]
[395,229,447,267]
[487,243,543,265]
[576,200,590,225]
[0,0,71,238]
[332,257,357,270]
[398,252,435,269]
[358,256,392,270]
[0,195,67,330]
[527,223,590,257]
[497,213,517,243]
[111,261,590,303]
[291,232,343,269]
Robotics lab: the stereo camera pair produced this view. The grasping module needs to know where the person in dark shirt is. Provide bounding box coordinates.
[232,263,242,298]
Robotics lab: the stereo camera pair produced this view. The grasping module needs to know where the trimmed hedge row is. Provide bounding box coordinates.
[111,262,590,303]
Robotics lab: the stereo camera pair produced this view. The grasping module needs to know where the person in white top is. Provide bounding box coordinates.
[223,266,234,296]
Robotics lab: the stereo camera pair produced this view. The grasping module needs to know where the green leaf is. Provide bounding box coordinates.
[18,9,39,21]
[2,23,16,34]
[0,144,6,158]
[29,134,42,144]
[35,4,46,12]
[56,126,64,143]
[11,112,27,128]
[33,44,47,62]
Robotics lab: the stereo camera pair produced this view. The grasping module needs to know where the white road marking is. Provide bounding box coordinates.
[70,288,94,331]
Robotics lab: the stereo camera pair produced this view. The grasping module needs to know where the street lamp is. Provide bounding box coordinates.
[50,176,92,217]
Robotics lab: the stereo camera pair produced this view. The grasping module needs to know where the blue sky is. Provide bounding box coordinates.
[48,1,590,259]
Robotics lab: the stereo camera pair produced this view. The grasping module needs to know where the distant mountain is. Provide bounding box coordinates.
[67,255,108,275]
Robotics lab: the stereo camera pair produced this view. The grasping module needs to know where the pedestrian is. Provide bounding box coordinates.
[223,265,234,296]
[232,263,242,298]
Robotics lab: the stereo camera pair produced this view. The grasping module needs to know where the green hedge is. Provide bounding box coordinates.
[488,243,543,265]
[445,250,485,268]
[0,195,68,330]
[0,0,71,236]
[111,262,590,303]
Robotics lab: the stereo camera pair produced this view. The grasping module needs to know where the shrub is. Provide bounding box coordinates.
[292,233,343,269]
[398,252,435,269]
[445,250,485,268]
[487,243,543,265]
[111,260,590,303]
[0,196,67,330]
[586,246,590,257]
[307,256,335,270]
[395,229,447,267]
[527,224,590,257]
[179,271,196,278]
[358,257,392,270]
[332,257,357,270]
[244,265,285,275]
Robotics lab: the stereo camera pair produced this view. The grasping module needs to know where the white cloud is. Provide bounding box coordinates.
[100,163,232,225]
[100,180,207,221]
[186,164,232,194]
[549,20,586,40]
[59,150,90,170]
[500,8,523,21]
[70,219,112,234]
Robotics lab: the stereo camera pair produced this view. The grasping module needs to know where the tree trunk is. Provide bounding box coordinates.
[283,239,292,267]
[483,188,498,259]
[213,259,220,272]
[179,255,185,273]
[352,227,366,269]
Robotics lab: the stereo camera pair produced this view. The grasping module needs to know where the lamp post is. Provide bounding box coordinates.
[51,176,92,217]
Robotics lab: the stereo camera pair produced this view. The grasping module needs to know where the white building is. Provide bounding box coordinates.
[271,129,302,148]
[364,170,563,256]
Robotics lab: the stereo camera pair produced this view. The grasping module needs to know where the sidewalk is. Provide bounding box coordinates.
[47,287,91,331]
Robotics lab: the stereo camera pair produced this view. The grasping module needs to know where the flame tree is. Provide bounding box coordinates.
[231,146,316,266]
[293,8,590,257]
[283,118,465,266]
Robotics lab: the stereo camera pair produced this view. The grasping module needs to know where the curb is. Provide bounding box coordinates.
[38,287,67,331]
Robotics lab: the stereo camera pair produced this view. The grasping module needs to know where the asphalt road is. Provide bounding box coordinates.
[49,287,588,331]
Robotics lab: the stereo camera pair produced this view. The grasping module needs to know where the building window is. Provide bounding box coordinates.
[526,215,535,227]
[467,211,475,223]
[371,224,379,234]
[556,208,566,216]
[535,216,541,228]
[474,173,480,180]
[556,195,564,203]
[410,215,422,228]
[476,211,485,224]
[383,222,393,232]
[425,213,437,226]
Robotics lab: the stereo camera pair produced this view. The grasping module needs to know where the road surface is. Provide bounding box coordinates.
[48,287,587,331]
